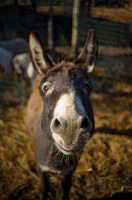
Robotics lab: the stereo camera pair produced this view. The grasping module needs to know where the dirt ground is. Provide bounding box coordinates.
[0,43,132,200]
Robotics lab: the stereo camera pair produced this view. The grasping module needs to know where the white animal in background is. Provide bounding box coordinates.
[0,47,13,74]
[13,53,53,83]
[0,38,28,56]
[13,53,30,81]
[27,62,37,83]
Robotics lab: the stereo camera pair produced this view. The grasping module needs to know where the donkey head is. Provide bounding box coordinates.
[28,29,98,156]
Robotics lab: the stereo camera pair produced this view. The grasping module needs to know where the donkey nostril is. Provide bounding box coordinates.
[81,116,91,131]
[51,117,67,132]
[54,118,61,128]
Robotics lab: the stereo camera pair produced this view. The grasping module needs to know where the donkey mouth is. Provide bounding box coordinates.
[55,137,88,155]
[56,142,83,155]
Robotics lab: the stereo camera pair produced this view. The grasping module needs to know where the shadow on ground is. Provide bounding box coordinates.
[92,192,132,200]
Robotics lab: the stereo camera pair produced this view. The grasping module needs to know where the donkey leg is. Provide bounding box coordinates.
[62,167,76,200]
[39,169,49,200]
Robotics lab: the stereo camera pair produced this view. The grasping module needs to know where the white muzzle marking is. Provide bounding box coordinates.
[50,92,91,154]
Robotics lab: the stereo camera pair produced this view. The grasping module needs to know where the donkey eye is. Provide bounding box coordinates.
[42,81,52,93]
[83,81,91,91]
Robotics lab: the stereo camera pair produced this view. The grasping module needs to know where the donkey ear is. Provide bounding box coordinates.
[28,30,53,75]
[77,29,98,73]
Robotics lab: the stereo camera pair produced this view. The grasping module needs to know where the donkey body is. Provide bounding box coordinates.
[27,29,98,200]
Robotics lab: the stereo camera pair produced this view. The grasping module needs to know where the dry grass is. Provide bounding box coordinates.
[0,45,132,199]
[37,6,132,23]
[0,75,39,200]
[90,7,132,23]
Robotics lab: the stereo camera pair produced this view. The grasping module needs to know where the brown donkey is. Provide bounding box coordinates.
[27,29,98,200]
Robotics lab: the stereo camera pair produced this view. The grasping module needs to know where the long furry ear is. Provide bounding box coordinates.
[28,30,54,75]
[77,29,98,73]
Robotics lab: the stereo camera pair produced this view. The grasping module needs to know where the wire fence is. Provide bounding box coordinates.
[0,4,131,78]
[0,5,130,45]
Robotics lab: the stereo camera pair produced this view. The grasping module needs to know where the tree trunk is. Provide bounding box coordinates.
[48,0,54,58]
[71,0,80,53]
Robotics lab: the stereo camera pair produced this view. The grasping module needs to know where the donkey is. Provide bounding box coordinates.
[26,29,98,200]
